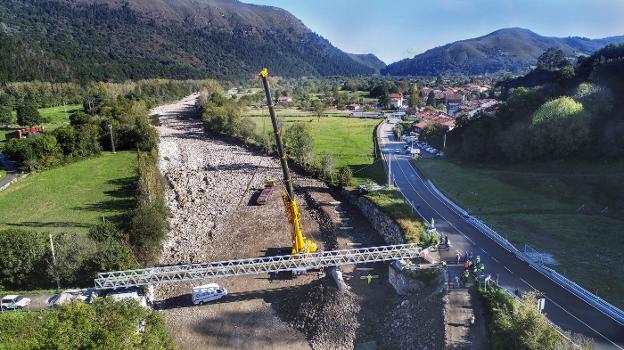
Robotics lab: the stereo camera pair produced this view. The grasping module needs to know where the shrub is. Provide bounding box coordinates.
[129,151,169,265]
[337,166,353,188]
[88,221,128,243]
[480,288,577,350]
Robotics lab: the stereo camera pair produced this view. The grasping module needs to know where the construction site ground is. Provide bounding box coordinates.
[151,95,444,350]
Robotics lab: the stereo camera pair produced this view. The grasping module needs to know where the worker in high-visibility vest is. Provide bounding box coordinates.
[476,255,481,264]
[480,263,485,272]
[367,273,373,285]
[473,266,478,275]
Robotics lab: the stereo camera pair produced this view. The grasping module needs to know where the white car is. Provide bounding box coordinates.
[1,295,31,311]
[192,283,228,304]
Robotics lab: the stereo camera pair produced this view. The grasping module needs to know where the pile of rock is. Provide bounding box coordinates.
[384,293,445,350]
[277,280,361,350]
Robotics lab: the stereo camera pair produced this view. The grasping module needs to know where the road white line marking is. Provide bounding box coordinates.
[480,248,488,254]
[545,295,624,349]
[519,275,624,349]
[520,277,536,290]
[384,128,624,344]
[491,257,499,263]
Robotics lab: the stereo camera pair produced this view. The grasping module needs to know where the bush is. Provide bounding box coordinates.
[88,221,128,243]
[337,166,353,188]
[48,232,98,287]
[84,240,138,274]
[129,151,169,265]
[480,288,577,350]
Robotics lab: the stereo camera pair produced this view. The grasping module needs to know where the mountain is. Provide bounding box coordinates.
[382,28,624,76]
[0,0,375,82]
[346,53,386,73]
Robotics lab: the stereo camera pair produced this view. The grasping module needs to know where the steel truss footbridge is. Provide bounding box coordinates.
[95,243,421,289]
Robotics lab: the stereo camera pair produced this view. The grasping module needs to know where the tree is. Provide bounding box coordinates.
[426,91,436,106]
[0,229,49,290]
[530,97,590,159]
[0,105,14,127]
[421,122,448,149]
[312,100,326,122]
[337,166,353,188]
[16,101,43,127]
[284,122,316,170]
[408,84,421,109]
[537,48,569,71]
[319,152,335,182]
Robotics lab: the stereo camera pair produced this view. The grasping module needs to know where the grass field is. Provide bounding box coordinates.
[0,151,137,234]
[243,107,349,117]
[245,115,385,185]
[1,105,81,144]
[416,158,624,308]
[0,168,5,181]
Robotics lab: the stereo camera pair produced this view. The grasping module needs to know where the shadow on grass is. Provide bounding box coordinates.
[73,176,137,228]
[349,161,385,184]
[6,221,91,229]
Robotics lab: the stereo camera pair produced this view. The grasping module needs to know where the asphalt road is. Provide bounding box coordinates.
[0,151,18,189]
[378,119,624,349]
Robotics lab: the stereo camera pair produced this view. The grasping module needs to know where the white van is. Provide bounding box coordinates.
[192,283,227,305]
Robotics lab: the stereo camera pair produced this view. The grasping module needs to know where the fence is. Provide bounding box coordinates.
[425,178,624,326]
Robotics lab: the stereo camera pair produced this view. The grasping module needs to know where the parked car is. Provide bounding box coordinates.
[394,149,401,154]
[1,295,31,311]
[192,283,228,304]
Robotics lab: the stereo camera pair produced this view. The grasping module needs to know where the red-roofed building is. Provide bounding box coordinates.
[415,111,456,130]
[388,93,404,109]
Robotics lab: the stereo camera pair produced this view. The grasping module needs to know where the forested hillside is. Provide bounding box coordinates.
[0,0,374,83]
[446,44,624,161]
[346,53,386,73]
[382,28,624,76]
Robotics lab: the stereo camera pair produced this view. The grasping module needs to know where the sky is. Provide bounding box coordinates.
[243,0,624,64]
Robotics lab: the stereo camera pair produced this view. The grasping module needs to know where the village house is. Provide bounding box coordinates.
[388,93,404,109]
[277,96,293,105]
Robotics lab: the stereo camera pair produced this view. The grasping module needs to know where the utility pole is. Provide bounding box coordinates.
[108,124,116,154]
[49,233,61,290]
[387,154,392,187]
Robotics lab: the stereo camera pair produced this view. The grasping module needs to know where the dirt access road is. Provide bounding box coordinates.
[150,95,444,350]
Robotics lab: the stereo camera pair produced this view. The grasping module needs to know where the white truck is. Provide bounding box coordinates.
[1,295,31,311]
[192,283,228,304]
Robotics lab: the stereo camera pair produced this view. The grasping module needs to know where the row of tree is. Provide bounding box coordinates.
[199,91,353,188]
[0,298,175,349]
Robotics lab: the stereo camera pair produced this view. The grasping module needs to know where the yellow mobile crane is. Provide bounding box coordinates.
[259,68,317,255]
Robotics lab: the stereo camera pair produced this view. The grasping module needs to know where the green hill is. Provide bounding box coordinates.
[346,53,386,73]
[0,0,375,82]
[382,28,624,76]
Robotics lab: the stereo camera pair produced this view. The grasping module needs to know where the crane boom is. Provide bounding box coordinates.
[259,68,317,255]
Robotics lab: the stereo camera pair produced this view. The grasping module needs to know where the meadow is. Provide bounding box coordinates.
[416,158,624,308]
[245,114,385,185]
[0,151,137,234]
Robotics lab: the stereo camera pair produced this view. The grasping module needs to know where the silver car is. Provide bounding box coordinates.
[1,295,31,311]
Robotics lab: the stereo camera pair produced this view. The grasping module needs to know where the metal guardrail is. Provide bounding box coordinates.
[95,243,421,289]
[425,179,624,326]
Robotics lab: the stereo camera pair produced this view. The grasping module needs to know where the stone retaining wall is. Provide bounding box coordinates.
[340,190,403,245]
